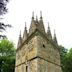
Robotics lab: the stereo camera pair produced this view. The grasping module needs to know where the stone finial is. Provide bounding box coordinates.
[17,30,22,48]
[25,22,27,30]
[54,29,56,36]
[19,30,21,37]
[40,11,42,19]
[36,15,38,21]
[23,22,28,41]
[38,11,45,33]
[32,11,34,20]
[47,22,52,39]
[48,22,50,30]
[29,12,45,35]
[19,30,22,41]
[53,29,58,44]
[29,12,36,35]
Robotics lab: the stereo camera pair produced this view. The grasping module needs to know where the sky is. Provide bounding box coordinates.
[1,0,72,49]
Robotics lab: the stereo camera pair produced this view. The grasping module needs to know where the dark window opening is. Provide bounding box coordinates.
[26,66,28,72]
[43,44,45,48]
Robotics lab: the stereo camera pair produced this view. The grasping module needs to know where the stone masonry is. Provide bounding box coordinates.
[15,12,62,72]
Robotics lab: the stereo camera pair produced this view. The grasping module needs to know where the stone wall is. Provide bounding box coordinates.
[15,31,62,72]
[36,35,61,66]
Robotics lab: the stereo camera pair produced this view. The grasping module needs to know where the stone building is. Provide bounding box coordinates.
[15,12,62,72]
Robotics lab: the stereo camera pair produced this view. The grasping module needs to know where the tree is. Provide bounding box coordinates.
[59,45,72,72]
[0,38,16,72]
[0,0,12,38]
[63,48,72,72]
[59,45,68,72]
[0,0,8,15]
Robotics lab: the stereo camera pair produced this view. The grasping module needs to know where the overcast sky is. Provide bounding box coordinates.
[2,0,72,49]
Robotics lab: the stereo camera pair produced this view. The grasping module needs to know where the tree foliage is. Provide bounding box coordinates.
[59,45,72,72]
[0,0,12,38]
[0,22,12,38]
[63,48,72,72]
[0,0,9,15]
[59,45,67,69]
[0,38,16,72]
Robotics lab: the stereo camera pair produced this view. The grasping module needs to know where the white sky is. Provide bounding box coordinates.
[2,0,72,49]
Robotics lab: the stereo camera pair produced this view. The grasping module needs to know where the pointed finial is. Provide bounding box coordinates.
[25,22,26,27]
[17,30,22,48]
[25,22,27,30]
[47,22,52,39]
[36,15,38,21]
[53,29,58,44]
[48,22,50,29]
[54,29,56,35]
[19,30,21,37]
[32,11,34,19]
[23,22,28,40]
[54,29,57,39]
[40,11,42,19]
[54,29,57,38]
[19,30,22,43]
[48,22,49,26]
